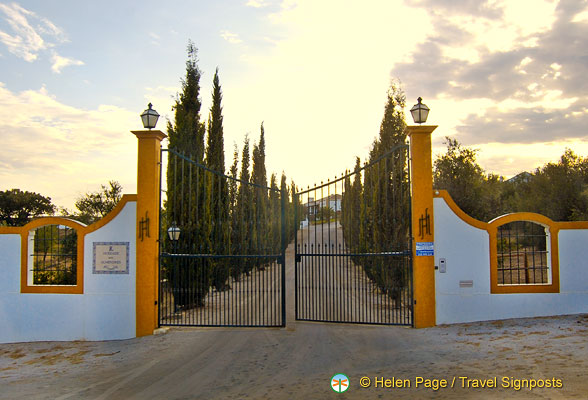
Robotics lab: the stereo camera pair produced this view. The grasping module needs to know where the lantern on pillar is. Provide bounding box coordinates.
[410,97,430,124]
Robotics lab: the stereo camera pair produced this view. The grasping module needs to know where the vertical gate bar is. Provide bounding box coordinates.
[339,243,343,321]
[196,163,199,253]
[195,166,199,326]
[270,257,273,326]
[268,189,272,325]
[172,154,178,324]
[312,187,315,320]
[303,192,316,319]
[268,256,271,326]
[180,155,185,240]
[301,192,305,320]
[353,225,356,323]
[344,177,350,322]
[183,155,188,325]
[407,146,414,327]
[326,180,331,321]
[340,178,344,322]
[270,255,273,326]
[216,173,221,326]
[281,187,287,327]
[246,204,249,325]
[189,163,194,326]
[310,243,314,320]
[336,179,340,322]
[294,191,299,320]
[306,190,310,319]
[203,257,207,326]
[157,148,163,327]
[306,243,310,320]
[371,163,375,324]
[320,183,324,321]
[311,187,315,319]
[404,254,407,325]
[212,174,217,326]
[361,167,366,323]
[309,196,312,322]
[309,191,313,320]
[262,190,266,326]
[383,156,388,324]
[256,188,260,326]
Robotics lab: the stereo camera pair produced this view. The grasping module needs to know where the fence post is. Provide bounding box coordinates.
[131,129,167,337]
[407,125,437,328]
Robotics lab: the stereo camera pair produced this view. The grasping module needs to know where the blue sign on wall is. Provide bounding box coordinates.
[416,241,434,256]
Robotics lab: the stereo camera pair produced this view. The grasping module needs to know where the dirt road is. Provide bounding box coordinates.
[1,235,587,399]
[1,314,587,399]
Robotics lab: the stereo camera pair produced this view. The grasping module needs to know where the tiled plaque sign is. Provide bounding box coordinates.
[93,242,130,274]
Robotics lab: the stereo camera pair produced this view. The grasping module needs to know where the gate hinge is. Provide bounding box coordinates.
[295,254,301,263]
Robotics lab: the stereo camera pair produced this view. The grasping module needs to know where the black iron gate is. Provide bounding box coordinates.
[294,144,413,326]
[158,149,286,327]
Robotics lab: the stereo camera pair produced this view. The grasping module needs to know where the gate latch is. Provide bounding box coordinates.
[295,254,301,263]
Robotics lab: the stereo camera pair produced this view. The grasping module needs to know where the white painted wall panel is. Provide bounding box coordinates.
[0,235,20,293]
[0,201,136,343]
[558,230,588,293]
[434,197,588,325]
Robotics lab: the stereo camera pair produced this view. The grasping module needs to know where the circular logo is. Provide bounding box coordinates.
[331,373,350,393]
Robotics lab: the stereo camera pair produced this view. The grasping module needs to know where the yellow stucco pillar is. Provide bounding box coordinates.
[132,129,167,337]
[407,125,437,328]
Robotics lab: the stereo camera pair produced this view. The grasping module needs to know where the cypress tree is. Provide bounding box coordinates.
[269,173,280,253]
[376,82,408,251]
[167,41,206,162]
[166,41,209,308]
[289,180,298,242]
[229,144,240,256]
[364,82,409,303]
[234,136,252,278]
[280,173,289,250]
[205,68,230,290]
[205,68,226,174]
[349,158,362,252]
[251,123,269,255]
[342,171,352,243]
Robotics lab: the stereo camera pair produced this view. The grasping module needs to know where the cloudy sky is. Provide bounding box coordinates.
[1,0,587,209]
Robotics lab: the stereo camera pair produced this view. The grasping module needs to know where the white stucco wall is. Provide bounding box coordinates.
[434,197,588,324]
[0,201,136,343]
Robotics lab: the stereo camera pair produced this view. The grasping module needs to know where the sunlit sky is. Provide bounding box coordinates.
[1,0,588,209]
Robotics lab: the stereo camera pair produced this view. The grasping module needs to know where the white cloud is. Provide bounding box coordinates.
[572,5,588,23]
[0,2,64,61]
[246,0,270,7]
[220,30,243,44]
[51,51,84,73]
[149,32,160,46]
[0,82,138,208]
[0,2,81,73]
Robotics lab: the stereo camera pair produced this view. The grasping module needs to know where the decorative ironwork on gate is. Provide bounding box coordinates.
[158,149,286,327]
[294,144,413,326]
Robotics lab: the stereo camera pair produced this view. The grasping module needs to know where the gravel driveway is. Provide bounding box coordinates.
[2,314,587,399]
[1,235,587,399]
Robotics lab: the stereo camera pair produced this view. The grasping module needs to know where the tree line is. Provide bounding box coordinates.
[434,139,588,222]
[0,181,122,226]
